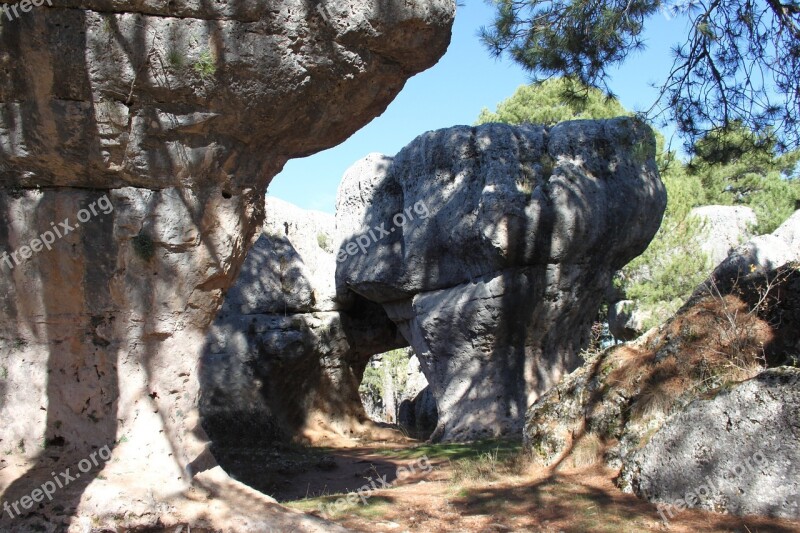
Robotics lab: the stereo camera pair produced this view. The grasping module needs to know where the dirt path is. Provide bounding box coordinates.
[212,435,426,502]
[271,438,800,533]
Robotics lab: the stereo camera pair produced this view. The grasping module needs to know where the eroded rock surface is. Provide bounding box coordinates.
[690,205,757,266]
[201,198,405,447]
[0,2,453,529]
[621,368,800,520]
[336,118,667,441]
[522,260,800,519]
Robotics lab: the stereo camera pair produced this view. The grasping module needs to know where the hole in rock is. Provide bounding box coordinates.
[201,344,439,505]
[196,202,440,512]
[358,348,436,442]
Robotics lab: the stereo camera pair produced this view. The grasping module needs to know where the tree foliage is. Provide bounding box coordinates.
[479,80,707,326]
[686,124,800,232]
[478,81,800,329]
[481,0,800,152]
[621,167,711,327]
[477,78,628,126]
[623,125,800,325]
[359,348,409,400]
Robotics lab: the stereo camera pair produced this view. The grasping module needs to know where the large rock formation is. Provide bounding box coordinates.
[690,205,757,266]
[620,367,800,521]
[0,2,453,530]
[201,198,405,447]
[711,209,800,284]
[522,215,800,520]
[336,118,667,441]
[523,260,800,471]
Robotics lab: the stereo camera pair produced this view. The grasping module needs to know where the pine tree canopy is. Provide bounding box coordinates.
[480,0,800,152]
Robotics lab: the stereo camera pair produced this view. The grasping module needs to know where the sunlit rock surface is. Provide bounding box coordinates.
[622,367,800,520]
[336,118,667,441]
[0,1,454,529]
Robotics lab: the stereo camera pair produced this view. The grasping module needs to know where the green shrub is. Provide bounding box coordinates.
[476,78,628,126]
[317,232,332,253]
[193,51,216,79]
[167,49,185,69]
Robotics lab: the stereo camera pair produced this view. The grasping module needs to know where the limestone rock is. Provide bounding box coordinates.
[690,205,757,266]
[522,263,800,479]
[608,299,652,342]
[0,1,453,529]
[711,209,800,285]
[404,353,430,401]
[620,367,800,521]
[773,209,800,250]
[202,198,406,446]
[398,385,439,439]
[336,118,667,441]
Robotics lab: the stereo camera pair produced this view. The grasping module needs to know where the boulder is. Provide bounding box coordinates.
[522,262,800,522]
[711,209,800,286]
[608,299,652,342]
[690,205,757,266]
[336,118,667,441]
[201,198,405,447]
[0,2,453,529]
[773,209,800,250]
[621,367,800,521]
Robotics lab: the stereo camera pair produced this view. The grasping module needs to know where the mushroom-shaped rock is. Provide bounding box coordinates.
[0,1,454,529]
[336,118,667,441]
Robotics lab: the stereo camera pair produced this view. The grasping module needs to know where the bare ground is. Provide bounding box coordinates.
[273,436,800,533]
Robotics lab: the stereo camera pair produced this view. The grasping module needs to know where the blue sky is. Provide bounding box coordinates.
[267,1,687,214]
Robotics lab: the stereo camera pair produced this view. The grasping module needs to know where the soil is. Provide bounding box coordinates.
[215,431,800,533]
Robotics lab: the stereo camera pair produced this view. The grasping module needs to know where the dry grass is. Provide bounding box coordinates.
[536,267,800,478]
[306,443,800,533]
[604,345,651,391]
[567,432,604,468]
[449,446,532,485]
[601,274,784,429]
